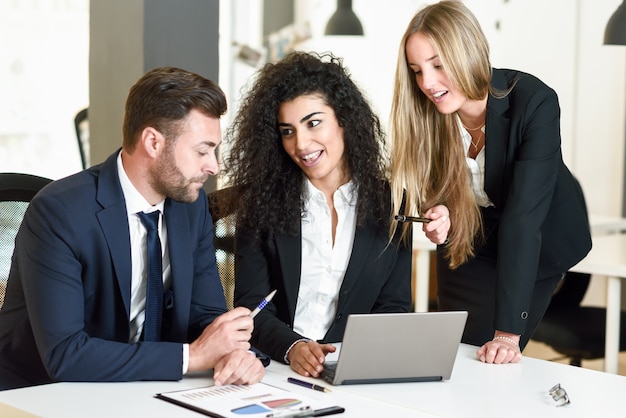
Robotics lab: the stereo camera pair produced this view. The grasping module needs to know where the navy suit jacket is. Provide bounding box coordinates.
[234,187,412,362]
[445,69,592,333]
[0,151,227,388]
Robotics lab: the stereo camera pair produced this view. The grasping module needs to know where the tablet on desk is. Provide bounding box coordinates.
[320,311,468,385]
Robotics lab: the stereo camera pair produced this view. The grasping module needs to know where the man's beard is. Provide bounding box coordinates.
[150,146,207,203]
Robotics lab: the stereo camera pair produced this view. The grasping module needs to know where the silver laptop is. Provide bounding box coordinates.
[320,311,468,385]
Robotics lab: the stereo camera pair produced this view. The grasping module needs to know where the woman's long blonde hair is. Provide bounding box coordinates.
[389,0,491,269]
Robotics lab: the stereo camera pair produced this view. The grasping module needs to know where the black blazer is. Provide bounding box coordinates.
[234,191,412,362]
[472,68,592,333]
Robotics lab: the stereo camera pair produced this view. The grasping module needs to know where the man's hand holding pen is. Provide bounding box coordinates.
[187,307,264,385]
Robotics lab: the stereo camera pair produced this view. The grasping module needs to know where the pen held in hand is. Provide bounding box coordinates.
[287,377,331,393]
[395,214,431,223]
[249,289,277,318]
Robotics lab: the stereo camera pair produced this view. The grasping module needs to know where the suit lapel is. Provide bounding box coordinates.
[484,70,512,209]
[275,233,302,322]
[95,151,133,316]
[275,223,378,317]
[336,224,376,312]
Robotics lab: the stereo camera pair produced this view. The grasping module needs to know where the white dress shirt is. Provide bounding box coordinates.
[116,153,171,342]
[458,116,494,208]
[292,179,357,341]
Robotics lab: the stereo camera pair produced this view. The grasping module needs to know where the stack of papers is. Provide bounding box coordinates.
[156,382,317,418]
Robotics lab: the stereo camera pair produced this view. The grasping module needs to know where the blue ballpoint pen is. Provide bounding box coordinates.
[250,289,277,318]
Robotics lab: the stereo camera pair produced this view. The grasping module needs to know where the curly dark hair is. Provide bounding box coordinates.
[222,51,388,237]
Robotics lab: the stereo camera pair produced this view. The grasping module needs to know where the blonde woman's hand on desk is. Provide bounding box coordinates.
[476,332,522,364]
[287,341,337,377]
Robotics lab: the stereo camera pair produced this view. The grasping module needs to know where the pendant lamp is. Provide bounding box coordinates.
[324,0,363,36]
[604,0,626,45]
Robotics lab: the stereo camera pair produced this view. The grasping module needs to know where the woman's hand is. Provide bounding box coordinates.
[287,341,336,377]
[423,205,450,245]
[476,332,522,364]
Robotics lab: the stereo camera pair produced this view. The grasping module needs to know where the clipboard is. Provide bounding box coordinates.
[156,382,315,418]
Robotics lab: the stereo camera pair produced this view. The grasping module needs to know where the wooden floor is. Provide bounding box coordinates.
[524,339,626,375]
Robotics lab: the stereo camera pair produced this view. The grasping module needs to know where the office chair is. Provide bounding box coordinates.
[208,186,239,310]
[0,173,53,308]
[74,107,90,169]
[531,271,626,367]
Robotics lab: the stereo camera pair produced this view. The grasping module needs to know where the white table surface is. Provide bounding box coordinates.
[588,214,626,235]
[570,233,626,374]
[2,344,625,418]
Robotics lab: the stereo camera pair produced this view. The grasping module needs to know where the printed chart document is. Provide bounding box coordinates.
[156,382,316,417]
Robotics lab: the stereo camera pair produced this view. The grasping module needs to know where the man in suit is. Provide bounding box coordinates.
[0,67,266,390]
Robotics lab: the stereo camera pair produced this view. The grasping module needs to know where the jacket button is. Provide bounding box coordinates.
[521,311,528,319]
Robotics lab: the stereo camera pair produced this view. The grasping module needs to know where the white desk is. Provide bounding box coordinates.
[2,344,625,417]
[570,233,626,374]
[0,370,425,418]
[588,214,626,235]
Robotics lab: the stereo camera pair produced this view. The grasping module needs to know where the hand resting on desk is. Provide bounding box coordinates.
[287,341,337,378]
[476,332,522,364]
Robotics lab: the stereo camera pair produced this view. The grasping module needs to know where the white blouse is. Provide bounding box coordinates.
[292,179,357,341]
[458,116,494,208]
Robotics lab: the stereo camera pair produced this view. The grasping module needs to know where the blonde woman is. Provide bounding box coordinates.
[389,1,591,364]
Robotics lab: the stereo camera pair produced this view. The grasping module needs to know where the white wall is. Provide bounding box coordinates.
[0,0,88,180]
[294,0,425,130]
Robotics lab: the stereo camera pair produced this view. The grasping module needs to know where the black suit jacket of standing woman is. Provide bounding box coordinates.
[438,68,592,340]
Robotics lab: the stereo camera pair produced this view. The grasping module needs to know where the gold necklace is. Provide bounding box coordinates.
[470,131,484,151]
[461,120,485,131]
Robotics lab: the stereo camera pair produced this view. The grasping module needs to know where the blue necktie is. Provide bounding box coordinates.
[137,211,163,341]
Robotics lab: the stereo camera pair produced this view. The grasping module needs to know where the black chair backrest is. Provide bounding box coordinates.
[208,186,239,310]
[0,173,53,308]
[74,107,89,169]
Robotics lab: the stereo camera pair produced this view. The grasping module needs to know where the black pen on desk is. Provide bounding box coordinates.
[287,377,331,393]
[250,289,277,319]
[395,214,431,223]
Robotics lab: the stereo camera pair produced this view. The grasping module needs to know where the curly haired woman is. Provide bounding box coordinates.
[223,51,449,377]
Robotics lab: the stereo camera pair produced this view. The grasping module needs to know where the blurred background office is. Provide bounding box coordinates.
[1,0,623,216]
[0,0,88,179]
[1,0,624,321]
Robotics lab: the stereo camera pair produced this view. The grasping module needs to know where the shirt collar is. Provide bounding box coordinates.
[303,178,357,206]
[117,151,165,215]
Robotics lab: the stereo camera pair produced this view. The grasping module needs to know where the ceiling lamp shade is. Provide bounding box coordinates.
[324,0,364,36]
[604,0,626,45]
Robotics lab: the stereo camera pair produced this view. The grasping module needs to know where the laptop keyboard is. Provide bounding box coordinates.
[320,362,337,384]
